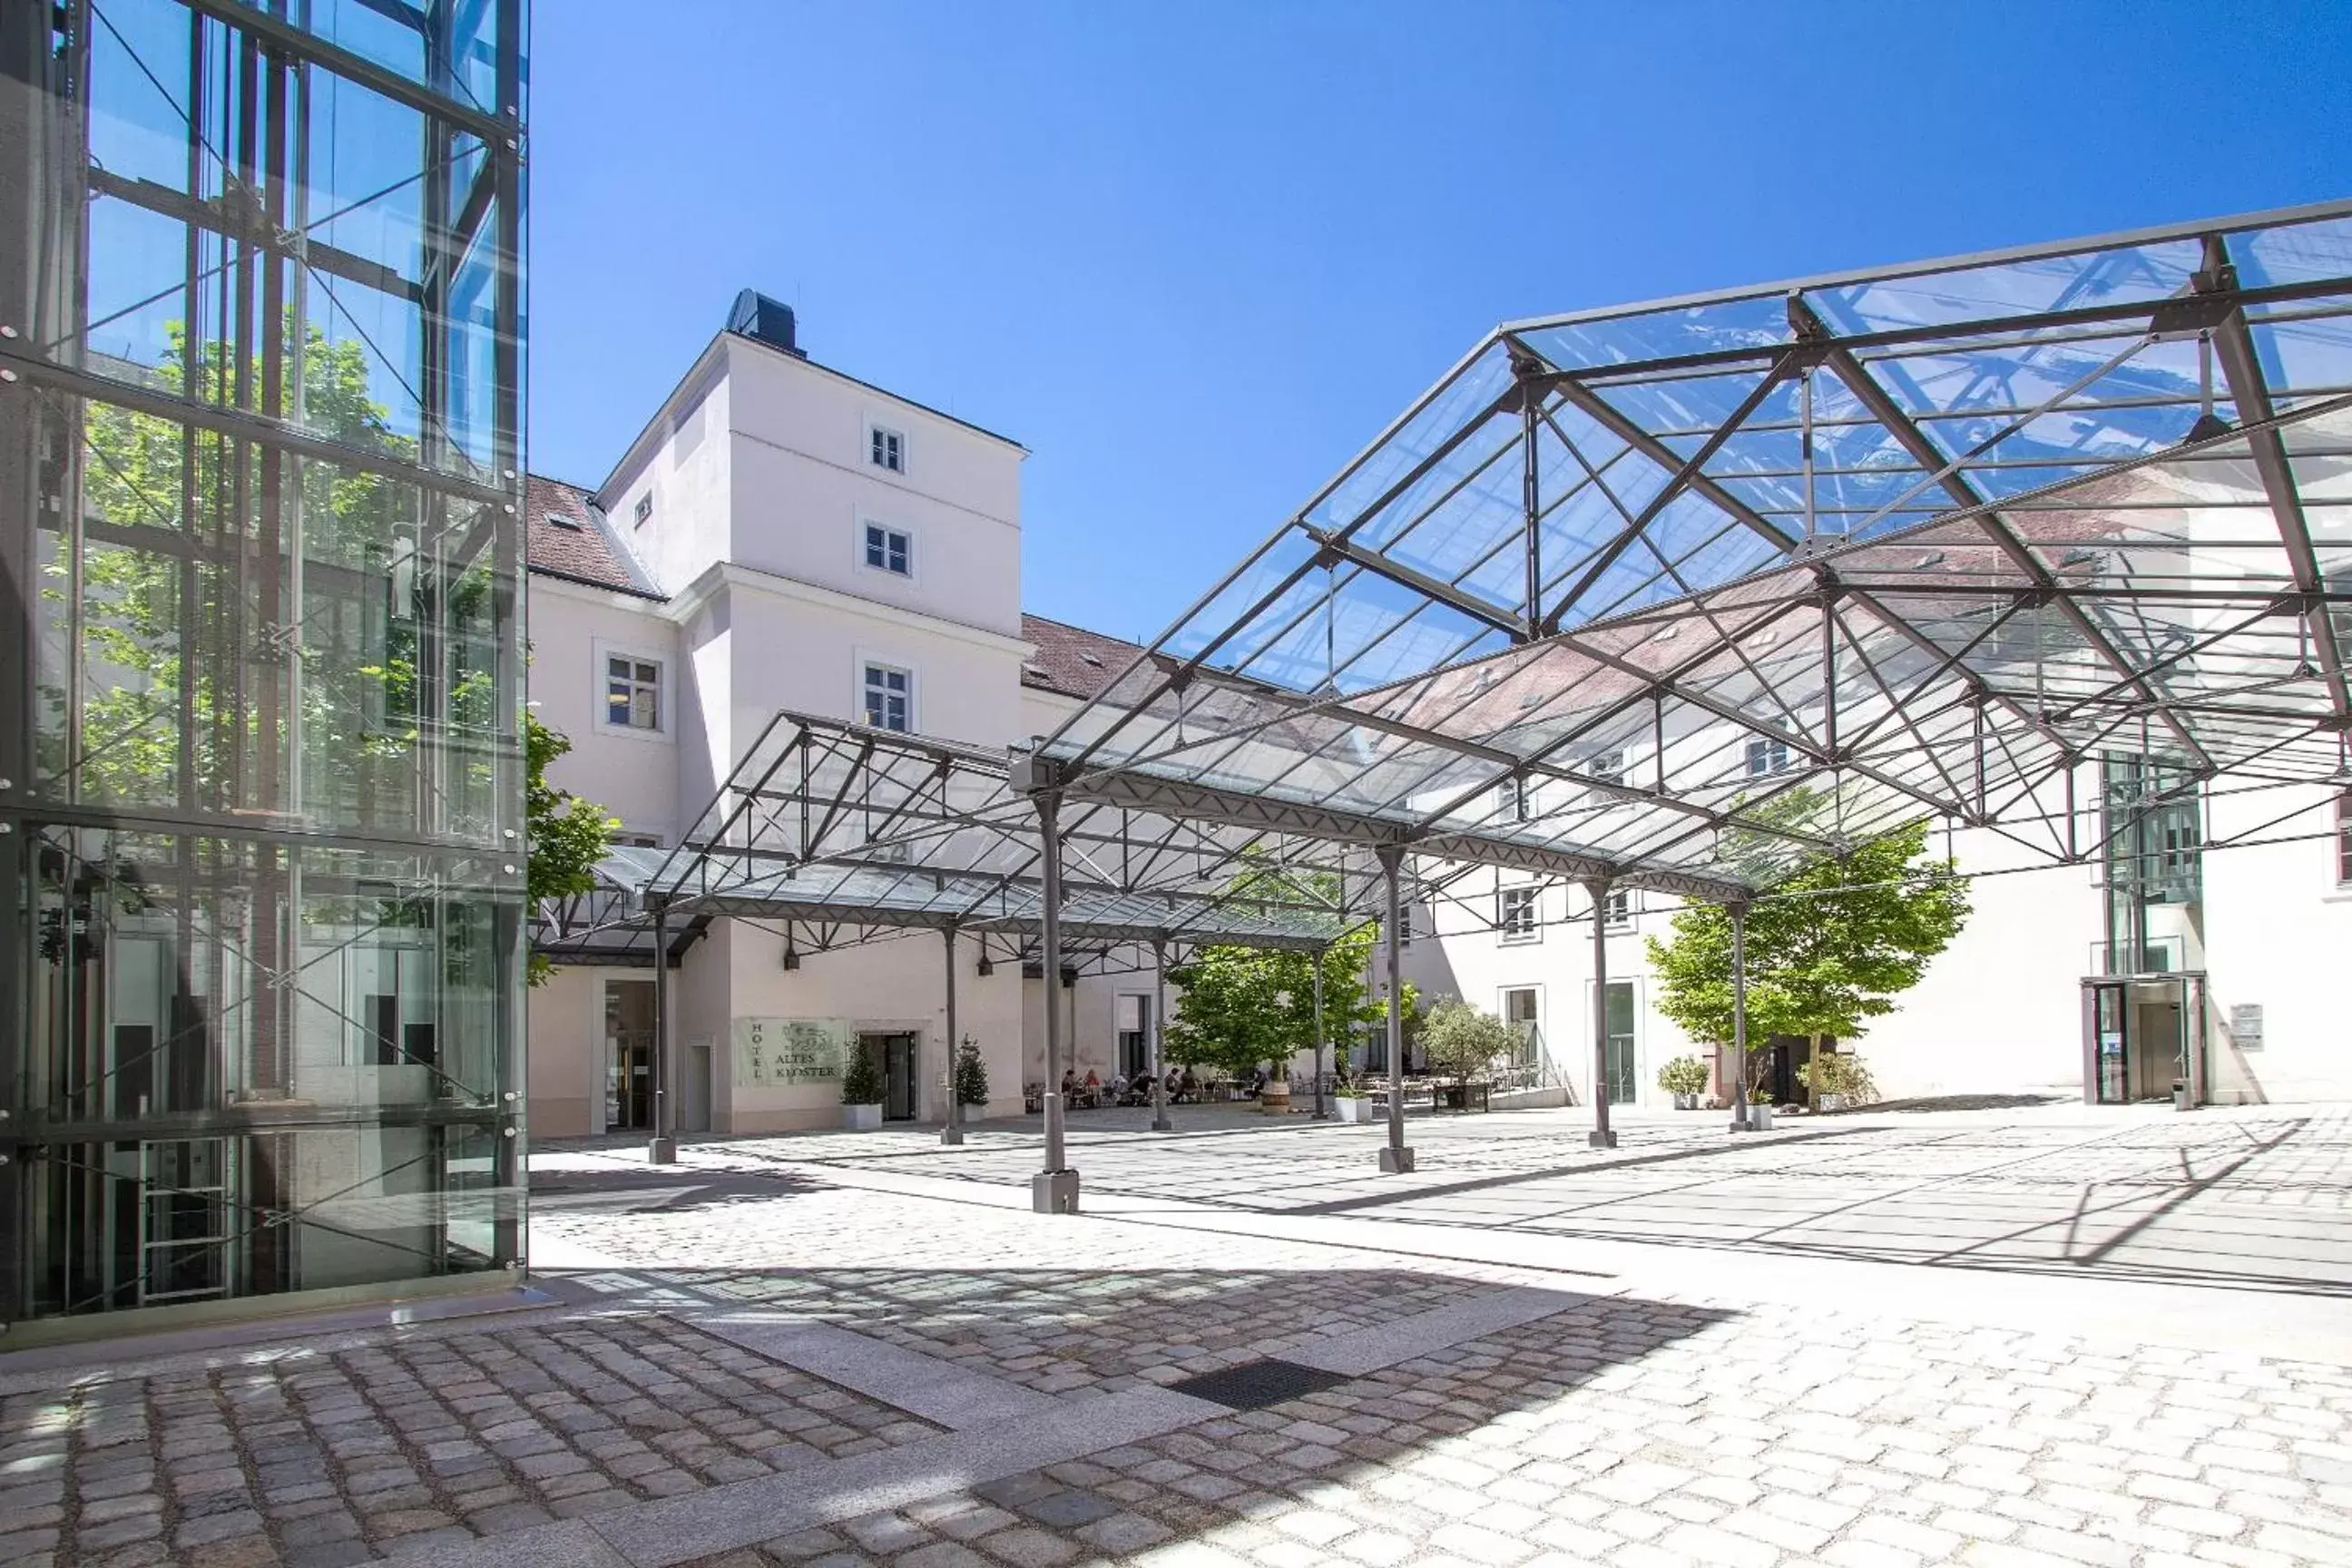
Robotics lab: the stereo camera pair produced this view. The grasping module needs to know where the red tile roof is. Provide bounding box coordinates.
[524,473,663,598]
[1020,613,1146,701]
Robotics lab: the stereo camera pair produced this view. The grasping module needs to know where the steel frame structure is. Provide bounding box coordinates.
[568,202,2352,1201]
[2,0,530,1332]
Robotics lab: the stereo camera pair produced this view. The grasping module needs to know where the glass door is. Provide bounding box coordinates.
[604,981,655,1131]
[2091,982,2128,1102]
[882,1034,918,1121]
[1603,982,1638,1104]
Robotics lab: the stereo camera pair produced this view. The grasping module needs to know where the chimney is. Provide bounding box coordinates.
[727,289,806,358]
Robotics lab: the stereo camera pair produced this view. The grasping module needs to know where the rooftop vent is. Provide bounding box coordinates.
[727,289,806,358]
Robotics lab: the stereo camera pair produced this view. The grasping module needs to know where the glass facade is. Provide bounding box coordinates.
[1,0,528,1328]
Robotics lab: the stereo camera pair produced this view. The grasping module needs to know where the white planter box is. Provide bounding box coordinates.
[843,1102,883,1132]
[1672,1093,1699,1111]
[1817,1093,1844,1113]
[1748,1102,1774,1131]
[1332,1097,1366,1124]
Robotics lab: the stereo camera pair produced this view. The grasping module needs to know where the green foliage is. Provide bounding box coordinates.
[841,1041,884,1105]
[525,713,618,986]
[1416,1000,1516,1086]
[1646,816,1970,1083]
[1796,1051,1877,1104]
[1165,865,1389,1079]
[953,1034,990,1107]
[1656,1055,1711,1096]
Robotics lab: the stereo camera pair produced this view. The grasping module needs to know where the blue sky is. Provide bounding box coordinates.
[529,1,2352,644]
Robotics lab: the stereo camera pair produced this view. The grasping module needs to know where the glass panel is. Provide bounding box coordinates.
[5,1,525,1327]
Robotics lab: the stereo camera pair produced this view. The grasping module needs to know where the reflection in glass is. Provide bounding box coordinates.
[3,0,528,1328]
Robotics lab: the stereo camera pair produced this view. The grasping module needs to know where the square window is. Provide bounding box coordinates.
[1497,775,1530,822]
[870,426,905,474]
[863,662,912,732]
[605,653,661,731]
[864,523,912,576]
[1498,887,1540,944]
[1604,889,1635,929]
[632,493,652,527]
[1746,738,1791,778]
[1589,748,1626,792]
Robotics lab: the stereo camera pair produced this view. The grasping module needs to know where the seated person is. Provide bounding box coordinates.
[1060,1068,1079,1102]
[1082,1068,1102,1105]
[1107,1072,1128,1104]
[1178,1068,1199,1102]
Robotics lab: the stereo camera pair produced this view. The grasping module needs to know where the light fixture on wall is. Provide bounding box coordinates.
[781,943,800,971]
[975,956,994,976]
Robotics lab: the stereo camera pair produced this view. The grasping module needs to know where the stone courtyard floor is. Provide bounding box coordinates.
[5,1101,2352,1567]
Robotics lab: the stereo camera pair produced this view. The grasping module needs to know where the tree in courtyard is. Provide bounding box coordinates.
[1416,999,1516,1089]
[953,1035,990,1107]
[1646,812,1969,1099]
[1163,865,1392,1080]
[524,713,617,985]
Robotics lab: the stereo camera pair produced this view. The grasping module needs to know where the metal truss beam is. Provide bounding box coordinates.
[1791,299,2214,772]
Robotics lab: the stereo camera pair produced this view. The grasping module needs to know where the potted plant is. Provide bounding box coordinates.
[1657,1055,1709,1111]
[1331,1067,1367,1124]
[1796,1050,1875,1113]
[953,1034,990,1117]
[841,1042,885,1130]
[1745,1088,1774,1131]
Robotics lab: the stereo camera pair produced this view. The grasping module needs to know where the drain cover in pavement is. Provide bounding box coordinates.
[1166,1358,1352,1410]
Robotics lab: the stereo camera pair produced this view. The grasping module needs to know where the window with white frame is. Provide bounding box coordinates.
[1498,886,1540,943]
[863,662,912,732]
[1497,774,1531,821]
[864,522,912,576]
[1589,748,1626,793]
[2337,791,2352,886]
[1746,737,1791,778]
[604,654,662,731]
[1604,888,1635,929]
[869,424,906,474]
[632,493,652,527]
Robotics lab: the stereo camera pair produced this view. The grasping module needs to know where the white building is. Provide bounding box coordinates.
[1396,773,2352,1115]
[524,297,1163,1139]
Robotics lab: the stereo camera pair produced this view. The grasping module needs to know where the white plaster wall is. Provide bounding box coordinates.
[722,338,1023,641]
[2200,784,2352,1103]
[716,572,1028,750]
[717,927,1024,1133]
[527,579,681,842]
[603,353,735,595]
[524,966,600,1140]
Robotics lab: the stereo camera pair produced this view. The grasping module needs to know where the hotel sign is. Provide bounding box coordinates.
[733,1017,849,1085]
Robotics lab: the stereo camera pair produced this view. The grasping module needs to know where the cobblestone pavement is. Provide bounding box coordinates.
[636,1102,2352,1292]
[4,1102,2350,1567]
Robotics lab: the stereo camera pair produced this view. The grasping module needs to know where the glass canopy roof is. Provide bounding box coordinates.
[1035,201,2352,898]
[558,202,2352,955]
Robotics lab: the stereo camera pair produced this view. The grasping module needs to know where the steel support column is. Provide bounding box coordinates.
[1151,935,1174,1132]
[1377,845,1415,1172]
[1587,879,1617,1149]
[1729,903,1752,1132]
[940,926,964,1145]
[648,900,677,1163]
[1033,791,1079,1210]
[1312,955,1329,1121]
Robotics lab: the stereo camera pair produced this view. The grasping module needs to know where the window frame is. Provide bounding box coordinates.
[591,638,673,743]
[867,419,908,476]
[1603,887,1636,930]
[2337,790,2352,887]
[859,656,916,734]
[1745,737,1792,779]
[858,517,917,582]
[1497,885,1542,945]
[632,492,653,528]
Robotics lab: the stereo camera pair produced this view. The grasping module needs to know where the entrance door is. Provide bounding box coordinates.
[871,1033,919,1121]
[605,980,655,1131]
[1117,995,1151,1081]
[2082,975,2206,1102]
[1602,982,1637,1104]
